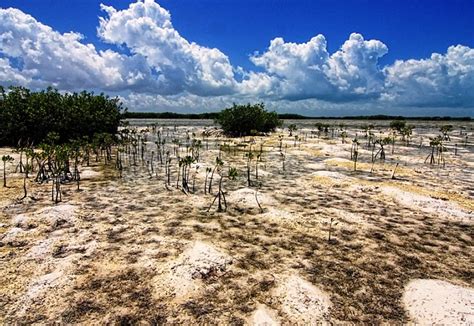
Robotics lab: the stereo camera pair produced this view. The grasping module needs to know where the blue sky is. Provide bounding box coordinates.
[1,0,473,116]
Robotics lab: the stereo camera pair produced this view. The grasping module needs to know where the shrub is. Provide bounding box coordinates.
[389,120,406,133]
[215,103,282,136]
[0,86,124,146]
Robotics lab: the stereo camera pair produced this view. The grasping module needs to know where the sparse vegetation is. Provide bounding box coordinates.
[0,114,472,325]
[2,154,14,187]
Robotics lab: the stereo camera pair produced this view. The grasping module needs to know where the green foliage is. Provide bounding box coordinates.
[287,123,298,136]
[1,154,14,163]
[0,86,124,146]
[389,120,407,133]
[215,103,282,136]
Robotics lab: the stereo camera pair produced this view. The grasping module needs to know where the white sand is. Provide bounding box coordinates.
[261,207,300,221]
[403,279,474,325]
[13,204,78,228]
[14,257,75,316]
[380,186,472,222]
[327,207,365,225]
[0,227,29,245]
[313,170,349,180]
[273,274,331,324]
[251,304,280,326]
[305,162,326,170]
[158,241,232,297]
[79,168,101,180]
[227,187,276,211]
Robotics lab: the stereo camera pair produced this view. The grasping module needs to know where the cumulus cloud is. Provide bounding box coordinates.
[97,0,236,96]
[384,45,474,107]
[0,57,34,86]
[0,0,473,114]
[247,33,388,101]
[0,7,157,92]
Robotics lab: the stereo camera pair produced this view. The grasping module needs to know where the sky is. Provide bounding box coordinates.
[0,0,473,116]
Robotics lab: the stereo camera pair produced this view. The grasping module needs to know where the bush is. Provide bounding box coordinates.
[389,120,406,133]
[0,86,124,146]
[215,103,282,136]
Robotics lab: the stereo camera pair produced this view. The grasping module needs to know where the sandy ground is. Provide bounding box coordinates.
[0,121,473,324]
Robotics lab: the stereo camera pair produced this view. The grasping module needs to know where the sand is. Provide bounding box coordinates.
[380,186,473,222]
[156,241,233,298]
[0,120,472,324]
[273,274,331,324]
[251,304,280,326]
[403,279,474,325]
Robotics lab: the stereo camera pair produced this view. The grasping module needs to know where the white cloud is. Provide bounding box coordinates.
[98,0,236,95]
[384,45,474,107]
[0,1,473,115]
[247,33,388,101]
[0,57,33,86]
[0,8,160,92]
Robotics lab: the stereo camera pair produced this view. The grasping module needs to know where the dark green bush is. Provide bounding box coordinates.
[0,86,124,146]
[215,103,282,136]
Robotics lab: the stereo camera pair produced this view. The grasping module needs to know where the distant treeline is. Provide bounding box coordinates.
[123,111,472,121]
[122,111,220,119]
[0,86,123,146]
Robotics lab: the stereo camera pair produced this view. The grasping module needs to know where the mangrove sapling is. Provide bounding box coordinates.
[255,154,261,180]
[401,125,414,146]
[14,146,24,173]
[50,145,70,203]
[390,163,399,180]
[280,152,286,172]
[180,155,195,192]
[34,149,49,183]
[362,124,374,148]
[351,138,360,171]
[370,137,390,173]
[2,155,14,187]
[314,123,324,138]
[425,137,437,165]
[391,130,397,154]
[372,137,390,162]
[327,217,338,243]
[440,125,453,141]
[288,124,297,137]
[255,182,264,213]
[165,153,172,186]
[192,165,199,193]
[340,131,348,144]
[176,158,181,189]
[191,139,202,162]
[23,147,35,178]
[116,148,124,178]
[425,136,446,167]
[69,142,82,190]
[204,167,212,194]
[20,162,33,200]
[207,166,237,212]
[278,135,284,152]
[208,157,223,194]
[245,150,254,186]
[389,120,410,153]
[150,151,155,175]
